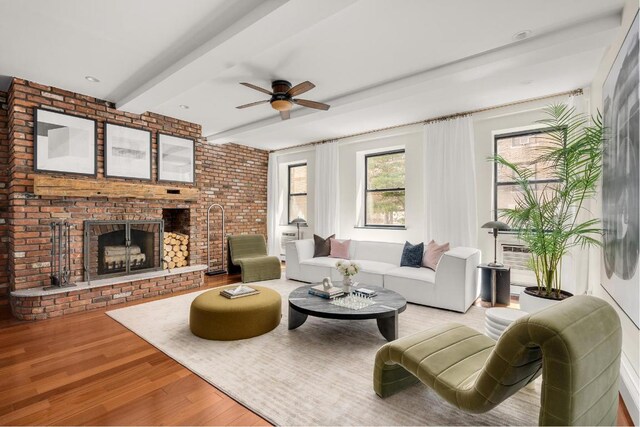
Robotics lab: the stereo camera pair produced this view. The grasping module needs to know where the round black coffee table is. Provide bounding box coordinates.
[288,284,407,341]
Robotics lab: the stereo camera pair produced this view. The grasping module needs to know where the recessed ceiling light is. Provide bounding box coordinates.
[84,75,100,83]
[179,104,190,110]
[513,30,532,41]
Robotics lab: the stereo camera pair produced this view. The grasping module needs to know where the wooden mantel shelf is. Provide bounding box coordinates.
[33,175,200,201]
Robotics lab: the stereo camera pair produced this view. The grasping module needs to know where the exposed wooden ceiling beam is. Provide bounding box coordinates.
[115,0,358,114]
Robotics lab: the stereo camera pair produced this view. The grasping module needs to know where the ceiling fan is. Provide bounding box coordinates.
[236,80,330,120]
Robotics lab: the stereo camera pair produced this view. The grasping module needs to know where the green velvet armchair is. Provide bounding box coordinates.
[374,295,622,426]
[227,235,281,283]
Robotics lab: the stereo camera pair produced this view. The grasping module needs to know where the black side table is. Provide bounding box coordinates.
[477,264,511,306]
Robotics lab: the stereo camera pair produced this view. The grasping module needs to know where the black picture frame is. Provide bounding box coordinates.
[104,122,152,181]
[34,107,97,177]
[287,163,307,224]
[364,149,406,228]
[157,133,195,184]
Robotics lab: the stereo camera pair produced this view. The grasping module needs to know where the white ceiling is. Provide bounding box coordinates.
[0,0,626,150]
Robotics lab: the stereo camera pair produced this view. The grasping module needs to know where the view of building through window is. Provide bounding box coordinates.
[365,150,405,226]
[495,130,560,219]
[288,163,307,223]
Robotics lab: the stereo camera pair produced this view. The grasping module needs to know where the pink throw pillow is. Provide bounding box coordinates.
[329,239,351,259]
[422,240,450,270]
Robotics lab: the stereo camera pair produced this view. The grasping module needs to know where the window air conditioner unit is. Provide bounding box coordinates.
[501,243,532,271]
[280,232,297,258]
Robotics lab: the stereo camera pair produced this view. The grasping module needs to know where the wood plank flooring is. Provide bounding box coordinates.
[0,273,269,426]
[0,275,634,426]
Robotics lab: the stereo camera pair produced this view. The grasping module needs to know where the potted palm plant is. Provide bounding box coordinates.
[492,104,604,312]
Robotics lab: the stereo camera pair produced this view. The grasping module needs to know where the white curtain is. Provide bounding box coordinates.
[423,116,478,248]
[266,152,282,256]
[314,141,340,237]
[562,94,593,295]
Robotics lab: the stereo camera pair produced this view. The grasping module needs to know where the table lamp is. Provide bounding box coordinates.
[481,220,510,267]
[291,217,307,240]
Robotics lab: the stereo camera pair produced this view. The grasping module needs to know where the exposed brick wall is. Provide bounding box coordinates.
[11,268,204,320]
[0,91,9,305]
[5,78,268,302]
[197,143,268,271]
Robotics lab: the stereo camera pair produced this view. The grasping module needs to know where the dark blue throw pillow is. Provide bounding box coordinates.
[400,241,424,268]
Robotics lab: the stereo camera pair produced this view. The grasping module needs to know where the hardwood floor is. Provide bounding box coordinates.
[0,273,269,426]
[0,276,634,426]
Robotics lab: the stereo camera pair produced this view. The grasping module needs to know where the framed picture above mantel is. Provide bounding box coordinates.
[157,133,195,184]
[104,122,152,180]
[34,108,97,176]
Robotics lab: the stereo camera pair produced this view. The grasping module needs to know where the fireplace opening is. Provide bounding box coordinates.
[98,227,127,275]
[84,220,163,281]
[162,208,190,269]
[162,208,190,235]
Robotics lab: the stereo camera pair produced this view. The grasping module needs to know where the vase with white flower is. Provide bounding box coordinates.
[335,260,360,293]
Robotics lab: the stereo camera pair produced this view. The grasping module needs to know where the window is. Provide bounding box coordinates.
[365,150,405,227]
[288,163,307,223]
[494,129,561,221]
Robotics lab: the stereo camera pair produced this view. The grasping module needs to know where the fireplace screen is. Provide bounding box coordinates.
[84,220,163,281]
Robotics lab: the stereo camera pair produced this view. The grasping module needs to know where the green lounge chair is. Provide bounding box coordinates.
[374,295,622,426]
[227,235,281,283]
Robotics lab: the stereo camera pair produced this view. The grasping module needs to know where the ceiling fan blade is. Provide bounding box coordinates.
[236,100,270,109]
[240,82,273,96]
[287,81,315,97]
[280,110,290,120]
[293,99,330,111]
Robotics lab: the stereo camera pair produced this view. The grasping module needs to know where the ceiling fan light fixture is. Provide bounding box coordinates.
[237,79,328,120]
[271,99,292,111]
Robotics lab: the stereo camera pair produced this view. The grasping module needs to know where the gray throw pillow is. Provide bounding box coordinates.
[314,234,335,257]
[401,241,424,268]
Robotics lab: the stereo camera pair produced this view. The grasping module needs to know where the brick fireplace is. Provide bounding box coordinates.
[84,220,163,280]
[1,78,269,319]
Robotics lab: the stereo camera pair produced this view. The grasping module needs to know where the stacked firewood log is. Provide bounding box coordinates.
[104,245,146,270]
[163,232,189,269]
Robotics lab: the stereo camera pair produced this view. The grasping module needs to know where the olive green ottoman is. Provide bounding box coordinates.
[189,286,281,340]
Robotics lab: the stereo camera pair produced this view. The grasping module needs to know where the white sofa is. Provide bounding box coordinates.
[285,239,481,313]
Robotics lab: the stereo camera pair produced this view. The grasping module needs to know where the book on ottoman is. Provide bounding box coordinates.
[221,285,260,299]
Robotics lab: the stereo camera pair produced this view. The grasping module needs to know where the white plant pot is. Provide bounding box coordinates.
[519,288,563,313]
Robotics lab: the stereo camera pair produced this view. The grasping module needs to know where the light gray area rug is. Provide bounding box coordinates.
[107,278,541,426]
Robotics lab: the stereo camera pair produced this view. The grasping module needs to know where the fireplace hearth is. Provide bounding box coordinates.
[84,220,163,281]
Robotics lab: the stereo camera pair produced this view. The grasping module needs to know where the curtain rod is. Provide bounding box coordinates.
[271,88,583,153]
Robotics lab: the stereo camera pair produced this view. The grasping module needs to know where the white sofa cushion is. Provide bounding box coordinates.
[300,257,339,268]
[352,259,398,287]
[384,267,438,307]
[301,258,397,287]
[354,260,398,275]
[299,259,342,283]
[385,266,436,284]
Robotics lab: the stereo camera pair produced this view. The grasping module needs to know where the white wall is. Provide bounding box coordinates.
[338,129,423,243]
[589,1,640,423]
[275,127,423,244]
